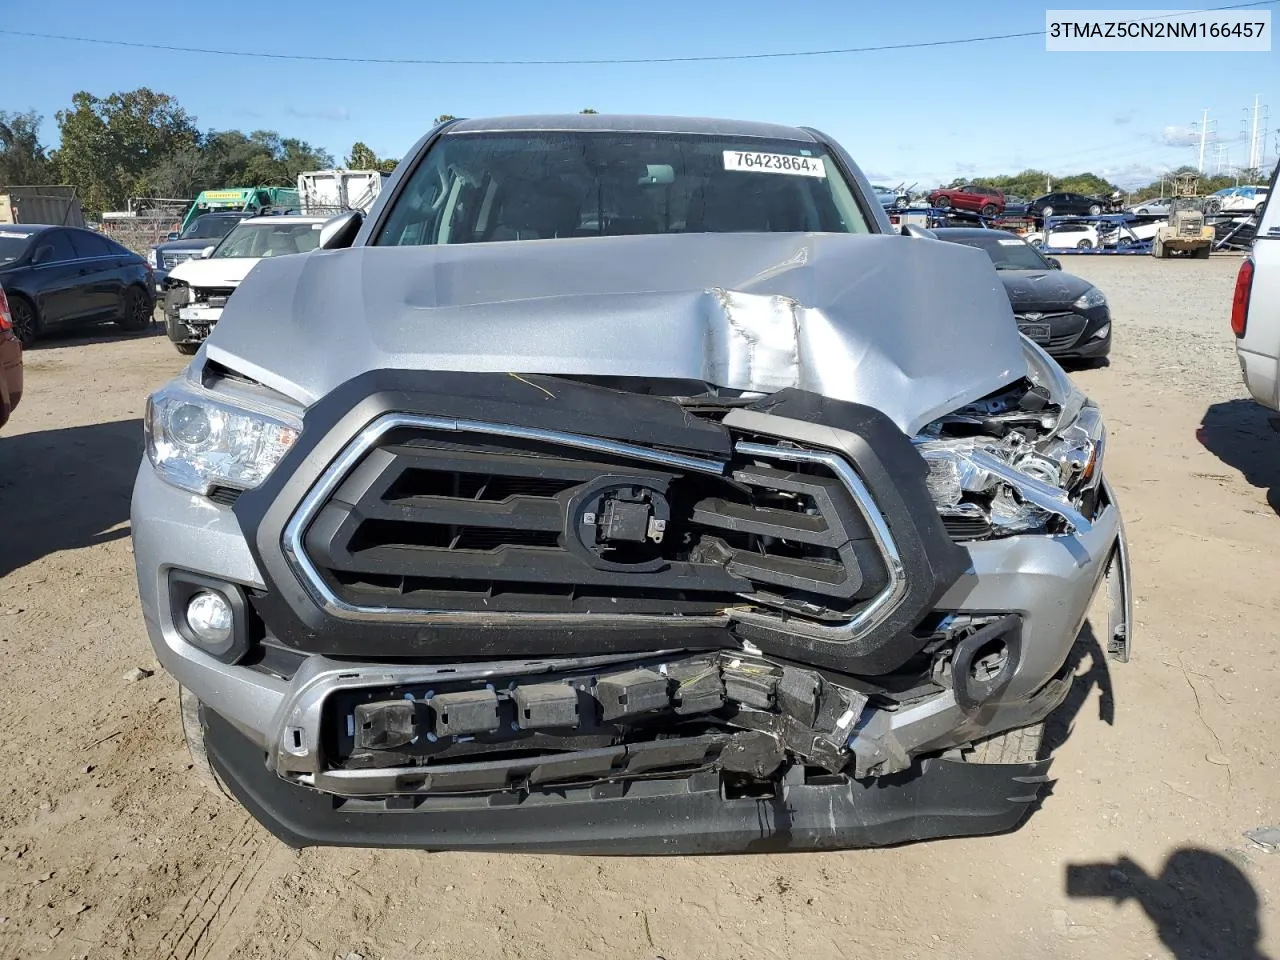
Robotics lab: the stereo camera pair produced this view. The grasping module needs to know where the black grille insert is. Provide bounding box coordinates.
[299,425,890,620]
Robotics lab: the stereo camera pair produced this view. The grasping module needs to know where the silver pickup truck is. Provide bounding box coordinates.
[130,114,1133,855]
[1234,164,1280,408]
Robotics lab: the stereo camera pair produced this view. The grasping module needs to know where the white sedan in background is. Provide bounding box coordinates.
[1025,220,1102,249]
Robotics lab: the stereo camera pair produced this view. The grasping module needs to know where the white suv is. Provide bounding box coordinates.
[1233,170,1279,408]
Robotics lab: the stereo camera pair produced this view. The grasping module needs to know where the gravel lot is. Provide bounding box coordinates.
[1,252,1277,960]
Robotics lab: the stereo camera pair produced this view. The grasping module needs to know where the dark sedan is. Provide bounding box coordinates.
[1028,192,1106,219]
[0,224,155,345]
[936,228,1111,360]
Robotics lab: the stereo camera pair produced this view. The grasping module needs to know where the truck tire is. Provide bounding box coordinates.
[965,722,1045,763]
[175,342,199,356]
[179,686,232,799]
[1195,245,1211,259]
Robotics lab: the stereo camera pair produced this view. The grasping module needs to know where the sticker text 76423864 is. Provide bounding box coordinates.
[723,151,827,178]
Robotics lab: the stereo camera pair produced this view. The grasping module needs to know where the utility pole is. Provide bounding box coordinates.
[1248,94,1262,170]
[1194,109,1212,173]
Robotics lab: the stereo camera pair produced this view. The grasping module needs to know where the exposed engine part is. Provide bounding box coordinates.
[914,380,1105,539]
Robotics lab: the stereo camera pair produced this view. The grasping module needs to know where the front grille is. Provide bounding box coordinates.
[161,251,196,270]
[294,421,891,622]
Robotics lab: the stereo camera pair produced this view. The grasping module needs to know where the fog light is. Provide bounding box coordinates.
[1091,323,1111,340]
[186,591,233,648]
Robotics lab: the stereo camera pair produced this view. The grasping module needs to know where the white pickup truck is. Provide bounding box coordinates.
[1233,165,1280,409]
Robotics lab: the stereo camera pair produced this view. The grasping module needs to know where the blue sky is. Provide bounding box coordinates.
[2,0,1276,189]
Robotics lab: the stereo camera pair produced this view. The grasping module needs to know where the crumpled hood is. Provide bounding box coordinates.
[207,232,1026,436]
[998,269,1093,309]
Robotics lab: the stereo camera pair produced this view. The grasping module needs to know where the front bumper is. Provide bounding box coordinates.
[132,460,1130,851]
[1016,305,1111,358]
[201,702,1050,854]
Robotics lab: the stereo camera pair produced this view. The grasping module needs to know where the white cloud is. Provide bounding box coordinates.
[1095,162,1167,188]
[1162,124,1205,147]
[285,105,351,122]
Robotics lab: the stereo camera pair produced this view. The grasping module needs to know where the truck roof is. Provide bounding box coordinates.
[446,114,822,142]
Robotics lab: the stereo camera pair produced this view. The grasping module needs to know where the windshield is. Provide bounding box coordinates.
[374,131,871,246]
[943,232,1051,270]
[183,216,241,240]
[211,221,322,259]
[0,232,34,265]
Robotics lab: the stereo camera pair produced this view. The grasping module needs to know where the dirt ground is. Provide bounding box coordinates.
[1,253,1277,960]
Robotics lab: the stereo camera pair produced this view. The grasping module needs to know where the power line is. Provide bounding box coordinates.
[0,0,1273,66]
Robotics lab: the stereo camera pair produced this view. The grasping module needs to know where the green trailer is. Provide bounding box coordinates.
[180,186,300,232]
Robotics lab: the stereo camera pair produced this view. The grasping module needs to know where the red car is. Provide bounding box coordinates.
[0,284,23,429]
[927,183,1006,217]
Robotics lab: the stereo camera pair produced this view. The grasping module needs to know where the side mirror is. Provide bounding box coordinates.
[900,224,937,240]
[166,232,180,241]
[199,245,216,259]
[31,244,53,265]
[1046,257,1062,270]
[319,210,364,250]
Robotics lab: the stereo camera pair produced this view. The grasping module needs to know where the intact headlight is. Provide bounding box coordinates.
[146,249,158,268]
[144,382,301,495]
[1074,286,1107,310]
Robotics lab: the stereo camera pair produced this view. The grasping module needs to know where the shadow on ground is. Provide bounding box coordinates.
[1066,848,1272,960]
[27,318,163,353]
[1197,399,1280,514]
[0,418,142,577]
[1041,620,1115,759]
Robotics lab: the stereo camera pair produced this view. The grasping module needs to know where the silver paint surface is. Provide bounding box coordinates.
[206,231,1025,436]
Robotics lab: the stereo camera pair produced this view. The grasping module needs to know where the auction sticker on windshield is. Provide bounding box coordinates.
[724,151,826,178]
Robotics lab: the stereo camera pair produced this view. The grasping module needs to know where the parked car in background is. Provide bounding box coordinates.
[162,214,327,354]
[1100,218,1164,248]
[133,112,1132,855]
[147,212,251,293]
[1128,197,1172,217]
[1002,195,1031,217]
[1233,168,1278,408]
[1029,192,1105,219]
[1025,218,1102,249]
[927,183,1005,216]
[1210,185,1269,216]
[0,224,155,345]
[935,228,1111,360]
[872,184,899,208]
[0,283,22,428]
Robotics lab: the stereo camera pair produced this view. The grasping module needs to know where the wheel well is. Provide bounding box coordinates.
[5,289,38,321]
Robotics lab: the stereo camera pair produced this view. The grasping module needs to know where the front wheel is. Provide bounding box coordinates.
[180,686,231,798]
[175,342,199,356]
[934,196,951,209]
[8,295,39,346]
[1088,204,1102,216]
[965,722,1045,763]
[117,286,153,331]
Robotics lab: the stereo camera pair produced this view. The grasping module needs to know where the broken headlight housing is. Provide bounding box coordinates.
[914,380,1105,538]
[144,381,301,495]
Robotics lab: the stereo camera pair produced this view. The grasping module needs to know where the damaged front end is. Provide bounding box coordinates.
[144,339,1131,854]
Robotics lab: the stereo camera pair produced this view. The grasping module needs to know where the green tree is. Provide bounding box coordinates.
[0,110,52,187]
[54,88,199,211]
[346,141,379,169]
[579,108,598,114]
[434,114,457,124]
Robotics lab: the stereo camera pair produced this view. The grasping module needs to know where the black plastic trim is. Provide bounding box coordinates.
[234,371,739,657]
[727,390,972,674]
[202,704,1052,855]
